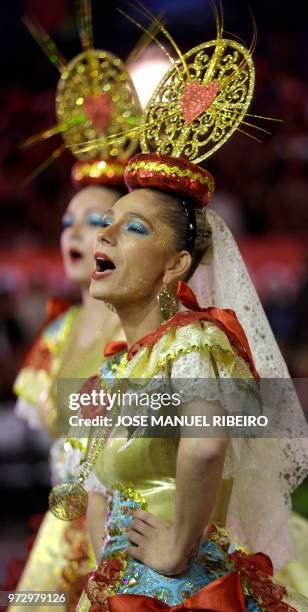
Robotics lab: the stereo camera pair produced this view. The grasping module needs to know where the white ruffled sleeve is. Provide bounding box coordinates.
[170,346,259,417]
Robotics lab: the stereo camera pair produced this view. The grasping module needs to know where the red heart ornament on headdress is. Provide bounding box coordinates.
[181,81,219,124]
[83,92,112,133]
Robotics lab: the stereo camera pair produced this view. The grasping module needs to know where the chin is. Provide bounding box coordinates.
[89,279,109,300]
[66,269,90,285]
[63,261,88,284]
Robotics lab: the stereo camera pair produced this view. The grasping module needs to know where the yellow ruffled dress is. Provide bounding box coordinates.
[10,305,123,612]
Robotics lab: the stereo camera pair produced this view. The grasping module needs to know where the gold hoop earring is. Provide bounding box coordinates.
[158,284,177,321]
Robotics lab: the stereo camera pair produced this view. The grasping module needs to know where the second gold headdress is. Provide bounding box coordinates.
[22,0,142,187]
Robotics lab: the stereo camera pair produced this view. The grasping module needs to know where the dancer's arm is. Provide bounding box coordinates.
[127,399,228,574]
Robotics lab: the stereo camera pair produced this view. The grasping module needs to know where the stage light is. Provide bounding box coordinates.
[129,46,171,108]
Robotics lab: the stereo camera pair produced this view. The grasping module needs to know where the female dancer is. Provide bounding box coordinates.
[14,184,125,437]
[73,198,307,612]
[11,184,125,609]
[10,7,141,609]
[49,20,308,612]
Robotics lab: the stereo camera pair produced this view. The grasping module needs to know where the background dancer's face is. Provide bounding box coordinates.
[90,188,192,307]
[61,185,121,286]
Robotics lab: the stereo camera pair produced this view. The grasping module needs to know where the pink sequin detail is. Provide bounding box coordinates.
[181,81,219,124]
[83,93,112,133]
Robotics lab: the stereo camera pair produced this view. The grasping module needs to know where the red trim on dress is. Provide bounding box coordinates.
[128,282,259,379]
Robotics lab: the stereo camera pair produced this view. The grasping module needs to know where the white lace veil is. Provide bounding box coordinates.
[189,210,308,569]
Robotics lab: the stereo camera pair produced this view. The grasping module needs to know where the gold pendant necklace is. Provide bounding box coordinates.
[49,376,123,521]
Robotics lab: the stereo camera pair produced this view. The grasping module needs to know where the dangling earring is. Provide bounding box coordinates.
[158,284,177,321]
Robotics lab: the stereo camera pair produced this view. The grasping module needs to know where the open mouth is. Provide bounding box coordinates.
[92,252,116,279]
[69,248,83,262]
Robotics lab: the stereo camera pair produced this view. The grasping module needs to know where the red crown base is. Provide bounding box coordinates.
[124,153,215,207]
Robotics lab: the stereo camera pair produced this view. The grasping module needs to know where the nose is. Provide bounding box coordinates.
[68,218,84,239]
[97,224,117,246]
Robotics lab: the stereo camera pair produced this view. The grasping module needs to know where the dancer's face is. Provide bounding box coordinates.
[61,186,120,285]
[90,189,191,307]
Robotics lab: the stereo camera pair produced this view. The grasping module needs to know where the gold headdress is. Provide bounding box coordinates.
[22,0,141,186]
[71,1,274,204]
[123,2,258,205]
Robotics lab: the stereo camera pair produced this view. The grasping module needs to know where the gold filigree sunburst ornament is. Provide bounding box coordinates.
[56,49,140,163]
[127,0,258,160]
[21,0,142,185]
[119,0,259,205]
[140,38,255,164]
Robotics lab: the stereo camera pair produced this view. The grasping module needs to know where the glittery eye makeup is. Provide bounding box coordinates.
[62,214,74,229]
[86,212,104,226]
[100,212,151,236]
[124,220,150,235]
